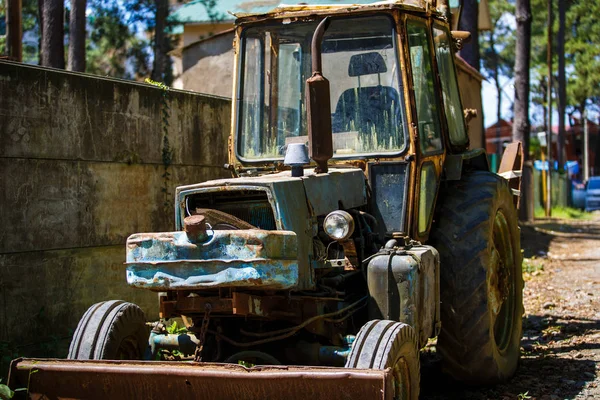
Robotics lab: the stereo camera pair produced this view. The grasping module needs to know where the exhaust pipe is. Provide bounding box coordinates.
[306,17,333,174]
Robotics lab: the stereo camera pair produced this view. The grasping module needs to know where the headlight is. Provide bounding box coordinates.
[323,210,355,241]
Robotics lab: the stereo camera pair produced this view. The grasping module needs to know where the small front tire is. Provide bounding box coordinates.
[345,320,420,400]
[68,300,149,360]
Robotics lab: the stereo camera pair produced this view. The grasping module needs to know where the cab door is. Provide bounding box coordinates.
[405,16,446,242]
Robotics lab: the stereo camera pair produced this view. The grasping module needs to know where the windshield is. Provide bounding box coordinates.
[588,179,600,190]
[237,15,407,161]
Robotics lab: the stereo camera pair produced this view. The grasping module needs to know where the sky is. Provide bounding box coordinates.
[480,74,578,131]
[481,77,514,128]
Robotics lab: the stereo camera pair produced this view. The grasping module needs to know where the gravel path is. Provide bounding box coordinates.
[421,215,600,400]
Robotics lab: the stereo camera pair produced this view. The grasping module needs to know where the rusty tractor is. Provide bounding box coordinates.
[10,1,524,399]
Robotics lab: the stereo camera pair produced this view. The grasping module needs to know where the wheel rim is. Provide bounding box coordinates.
[489,210,516,354]
[392,357,411,400]
[116,336,141,360]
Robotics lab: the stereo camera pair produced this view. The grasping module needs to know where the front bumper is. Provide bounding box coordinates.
[125,229,298,290]
[586,198,600,211]
[9,358,395,400]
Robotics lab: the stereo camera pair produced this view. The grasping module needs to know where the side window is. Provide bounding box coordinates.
[418,162,438,234]
[277,43,303,140]
[240,36,263,157]
[407,20,443,154]
[433,26,468,147]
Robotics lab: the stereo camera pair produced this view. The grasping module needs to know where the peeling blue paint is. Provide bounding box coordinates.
[126,229,299,290]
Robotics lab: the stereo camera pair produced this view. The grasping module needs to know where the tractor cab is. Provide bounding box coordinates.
[235,14,406,161]
[229,3,477,243]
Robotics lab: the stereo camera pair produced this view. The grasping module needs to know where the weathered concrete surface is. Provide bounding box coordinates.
[0,160,224,253]
[177,30,235,97]
[0,61,231,370]
[0,246,153,353]
[0,63,229,165]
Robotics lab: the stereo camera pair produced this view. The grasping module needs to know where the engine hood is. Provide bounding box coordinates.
[174,168,367,290]
[176,168,367,228]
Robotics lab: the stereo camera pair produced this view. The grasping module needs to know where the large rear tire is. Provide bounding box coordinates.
[68,300,149,360]
[345,320,419,400]
[429,171,523,384]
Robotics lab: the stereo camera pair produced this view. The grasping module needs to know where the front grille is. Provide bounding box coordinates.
[189,190,277,230]
[216,201,276,229]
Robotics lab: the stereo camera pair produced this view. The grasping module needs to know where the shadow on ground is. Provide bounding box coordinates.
[420,314,600,400]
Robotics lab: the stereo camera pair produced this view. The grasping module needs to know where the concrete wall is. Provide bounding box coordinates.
[0,61,231,368]
[182,22,233,47]
[178,30,235,98]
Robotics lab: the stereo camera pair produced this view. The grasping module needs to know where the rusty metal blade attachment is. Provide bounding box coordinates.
[9,358,395,400]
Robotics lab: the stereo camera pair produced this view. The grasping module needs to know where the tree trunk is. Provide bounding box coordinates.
[40,0,64,68]
[67,0,86,72]
[151,0,168,81]
[557,0,567,167]
[513,0,532,221]
[541,77,547,135]
[458,0,480,71]
[6,0,23,61]
[38,0,43,65]
[490,32,503,158]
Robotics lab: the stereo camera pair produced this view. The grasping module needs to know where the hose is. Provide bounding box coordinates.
[210,296,368,347]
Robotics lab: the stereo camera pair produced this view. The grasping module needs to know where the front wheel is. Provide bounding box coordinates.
[345,320,420,400]
[68,300,149,360]
[429,171,524,384]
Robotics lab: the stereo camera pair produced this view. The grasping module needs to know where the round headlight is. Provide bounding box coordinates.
[323,210,355,241]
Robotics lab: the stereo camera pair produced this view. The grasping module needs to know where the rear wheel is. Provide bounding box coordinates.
[68,300,149,360]
[429,171,523,384]
[345,320,419,400]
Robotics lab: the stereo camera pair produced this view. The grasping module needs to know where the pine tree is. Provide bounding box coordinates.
[40,0,64,68]
[67,0,86,72]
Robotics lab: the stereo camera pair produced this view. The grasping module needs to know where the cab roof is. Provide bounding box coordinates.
[233,0,441,24]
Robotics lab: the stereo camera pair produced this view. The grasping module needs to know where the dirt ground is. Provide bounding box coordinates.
[421,215,600,400]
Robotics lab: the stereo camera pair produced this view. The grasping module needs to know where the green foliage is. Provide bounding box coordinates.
[483,0,600,123]
[0,1,5,54]
[238,360,255,368]
[21,0,40,63]
[529,0,600,119]
[564,1,600,114]
[480,0,516,81]
[0,380,14,400]
[534,206,592,220]
[166,321,187,335]
[145,77,169,91]
[522,257,544,274]
[0,0,39,62]
[86,0,152,80]
[517,392,532,400]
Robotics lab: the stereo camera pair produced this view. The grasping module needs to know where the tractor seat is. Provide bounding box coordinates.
[332,52,401,142]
